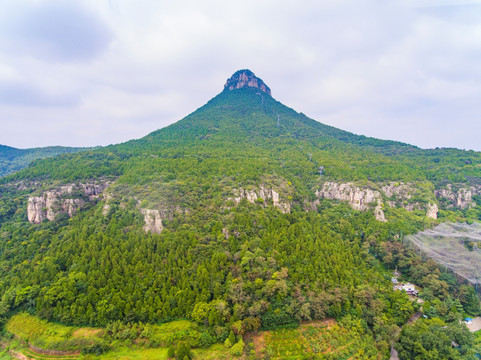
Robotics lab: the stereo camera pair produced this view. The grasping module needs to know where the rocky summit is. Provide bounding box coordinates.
[223,69,271,95]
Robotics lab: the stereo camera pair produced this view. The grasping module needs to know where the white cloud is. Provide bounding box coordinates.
[0,0,480,150]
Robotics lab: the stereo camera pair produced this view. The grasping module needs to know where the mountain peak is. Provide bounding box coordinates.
[224,69,271,96]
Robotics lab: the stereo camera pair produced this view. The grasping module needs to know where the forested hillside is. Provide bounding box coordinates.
[1,70,481,359]
[0,144,94,177]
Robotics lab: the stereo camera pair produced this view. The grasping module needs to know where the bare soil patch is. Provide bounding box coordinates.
[245,331,266,359]
[302,318,336,329]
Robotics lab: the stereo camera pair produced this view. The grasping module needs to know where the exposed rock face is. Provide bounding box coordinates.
[230,185,290,213]
[224,69,271,96]
[315,182,381,211]
[222,228,230,239]
[426,203,438,219]
[374,202,387,222]
[315,181,439,220]
[27,197,47,223]
[27,182,109,224]
[140,209,163,234]
[381,183,412,200]
[435,185,480,209]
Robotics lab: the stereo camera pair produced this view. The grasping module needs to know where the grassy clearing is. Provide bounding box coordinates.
[192,343,242,359]
[0,348,12,360]
[5,313,103,352]
[91,347,168,360]
[2,314,240,359]
[145,320,201,347]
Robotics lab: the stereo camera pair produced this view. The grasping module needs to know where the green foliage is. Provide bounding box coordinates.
[82,342,111,355]
[459,286,480,316]
[228,330,235,346]
[223,337,232,349]
[230,339,244,356]
[5,313,105,353]
[264,320,381,359]
[167,345,175,358]
[176,341,193,360]
[1,86,481,356]
[395,319,474,360]
[199,331,216,348]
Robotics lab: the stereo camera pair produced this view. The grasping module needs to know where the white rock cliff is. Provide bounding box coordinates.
[315,182,438,220]
[230,185,291,213]
[27,182,109,224]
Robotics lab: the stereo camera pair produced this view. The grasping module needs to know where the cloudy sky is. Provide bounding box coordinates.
[1,0,481,150]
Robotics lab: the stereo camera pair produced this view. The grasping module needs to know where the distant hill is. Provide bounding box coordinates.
[0,144,95,177]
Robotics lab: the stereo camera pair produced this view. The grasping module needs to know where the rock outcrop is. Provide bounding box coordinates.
[315,182,381,212]
[27,182,109,224]
[230,185,290,213]
[435,185,480,209]
[140,209,163,234]
[426,203,438,219]
[381,183,412,199]
[374,202,387,222]
[224,69,271,96]
[315,181,438,220]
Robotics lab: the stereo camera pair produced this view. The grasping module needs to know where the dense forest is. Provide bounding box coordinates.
[1,72,481,358]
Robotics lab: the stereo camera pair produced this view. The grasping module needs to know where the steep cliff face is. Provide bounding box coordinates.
[315,181,438,220]
[426,203,439,219]
[435,185,480,209]
[27,182,109,224]
[315,182,381,211]
[224,69,271,96]
[315,182,386,221]
[230,185,291,213]
[374,203,387,222]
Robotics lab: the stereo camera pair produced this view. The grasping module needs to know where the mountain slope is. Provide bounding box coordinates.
[0,70,479,358]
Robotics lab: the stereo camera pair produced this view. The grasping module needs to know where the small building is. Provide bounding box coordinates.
[393,283,418,296]
[391,277,398,284]
[465,318,473,325]
[403,283,418,295]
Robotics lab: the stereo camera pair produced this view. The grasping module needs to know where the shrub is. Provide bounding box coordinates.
[167,346,175,358]
[176,342,193,360]
[81,343,111,355]
[199,331,216,348]
[230,339,245,356]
